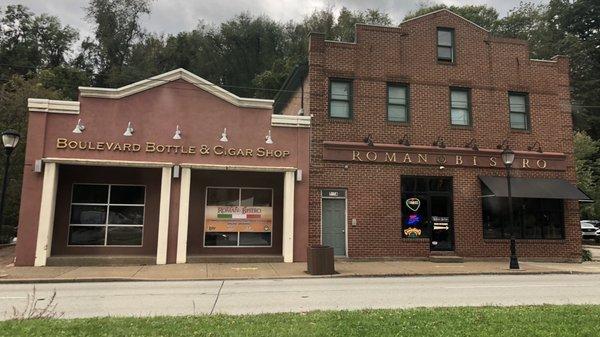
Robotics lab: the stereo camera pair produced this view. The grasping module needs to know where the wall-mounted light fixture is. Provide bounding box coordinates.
[363,134,374,147]
[465,138,479,151]
[265,130,273,144]
[432,136,446,148]
[220,128,228,142]
[399,134,410,146]
[298,108,304,116]
[72,119,85,134]
[123,122,134,137]
[496,139,509,150]
[527,141,543,153]
[173,125,182,140]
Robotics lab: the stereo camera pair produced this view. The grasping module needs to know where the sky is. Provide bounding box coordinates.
[2,0,548,40]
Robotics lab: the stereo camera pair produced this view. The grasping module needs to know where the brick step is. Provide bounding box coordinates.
[429,254,464,263]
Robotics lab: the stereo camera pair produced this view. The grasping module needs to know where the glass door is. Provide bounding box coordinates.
[402,177,454,251]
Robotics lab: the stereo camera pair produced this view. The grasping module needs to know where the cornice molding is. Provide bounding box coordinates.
[28,98,80,114]
[78,68,274,109]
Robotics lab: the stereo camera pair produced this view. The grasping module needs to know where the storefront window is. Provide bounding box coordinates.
[68,184,145,246]
[204,187,273,247]
[482,193,564,239]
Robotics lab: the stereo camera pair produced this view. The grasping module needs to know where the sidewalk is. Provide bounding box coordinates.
[2,257,600,283]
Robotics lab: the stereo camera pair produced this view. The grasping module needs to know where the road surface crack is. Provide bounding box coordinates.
[210,281,224,315]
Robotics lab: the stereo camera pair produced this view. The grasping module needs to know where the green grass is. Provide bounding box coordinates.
[1,305,599,337]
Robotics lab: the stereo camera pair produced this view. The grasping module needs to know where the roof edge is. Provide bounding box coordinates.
[78,68,274,109]
[401,8,490,33]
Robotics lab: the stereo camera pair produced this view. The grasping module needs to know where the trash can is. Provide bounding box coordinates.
[307,245,335,275]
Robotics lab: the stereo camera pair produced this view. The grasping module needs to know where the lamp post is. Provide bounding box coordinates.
[501,147,520,270]
[0,130,20,244]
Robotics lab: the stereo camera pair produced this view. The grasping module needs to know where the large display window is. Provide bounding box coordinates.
[204,187,273,247]
[482,196,564,239]
[68,184,145,246]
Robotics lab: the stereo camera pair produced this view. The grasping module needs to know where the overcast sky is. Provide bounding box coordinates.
[3,0,548,40]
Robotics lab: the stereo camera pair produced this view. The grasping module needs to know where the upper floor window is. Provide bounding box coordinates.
[329,79,352,118]
[509,92,529,130]
[437,28,454,62]
[450,88,470,126]
[387,84,408,122]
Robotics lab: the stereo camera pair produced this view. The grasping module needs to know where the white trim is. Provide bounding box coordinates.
[43,157,172,168]
[271,114,311,128]
[156,167,172,265]
[28,98,80,114]
[34,162,59,266]
[401,8,489,33]
[181,163,296,172]
[531,59,557,63]
[176,167,191,263]
[282,171,295,262]
[320,189,348,258]
[78,68,274,109]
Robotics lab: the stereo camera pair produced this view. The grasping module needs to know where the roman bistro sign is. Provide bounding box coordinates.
[55,138,290,158]
[322,141,567,171]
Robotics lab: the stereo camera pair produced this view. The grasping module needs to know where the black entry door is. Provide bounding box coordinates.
[402,177,454,251]
[429,195,453,251]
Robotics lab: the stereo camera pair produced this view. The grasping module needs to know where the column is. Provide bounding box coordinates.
[34,162,58,267]
[176,167,191,263]
[156,166,172,265]
[282,171,295,262]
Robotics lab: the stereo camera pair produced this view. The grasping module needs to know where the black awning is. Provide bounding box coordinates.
[479,176,592,201]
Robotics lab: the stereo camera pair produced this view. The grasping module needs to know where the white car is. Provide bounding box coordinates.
[581,221,599,242]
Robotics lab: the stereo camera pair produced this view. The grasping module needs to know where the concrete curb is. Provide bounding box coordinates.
[0,269,594,284]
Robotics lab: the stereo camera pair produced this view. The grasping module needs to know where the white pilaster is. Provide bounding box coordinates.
[34,162,59,266]
[176,167,191,263]
[156,167,172,265]
[282,171,295,263]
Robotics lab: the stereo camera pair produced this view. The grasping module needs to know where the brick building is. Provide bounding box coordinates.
[275,9,590,261]
[16,9,591,266]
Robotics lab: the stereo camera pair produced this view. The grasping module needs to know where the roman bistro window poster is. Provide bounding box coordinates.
[204,187,273,247]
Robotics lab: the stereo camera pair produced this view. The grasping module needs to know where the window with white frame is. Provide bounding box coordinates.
[204,187,273,247]
[68,184,145,246]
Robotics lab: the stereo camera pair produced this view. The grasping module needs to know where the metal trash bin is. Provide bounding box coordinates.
[307,245,335,275]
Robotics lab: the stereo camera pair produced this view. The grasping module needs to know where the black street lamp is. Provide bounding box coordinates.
[0,129,20,244]
[501,147,520,270]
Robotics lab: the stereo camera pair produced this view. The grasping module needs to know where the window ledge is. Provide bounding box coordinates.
[437,60,456,66]
[386,121,410,126]
[510,128,532,134]
[328,117,353,122]
[400,238,430,243]
[450,124,473,130]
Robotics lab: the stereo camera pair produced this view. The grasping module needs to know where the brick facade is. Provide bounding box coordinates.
[281,10,581,261]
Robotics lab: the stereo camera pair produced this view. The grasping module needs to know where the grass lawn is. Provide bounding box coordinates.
[1,305,599,337]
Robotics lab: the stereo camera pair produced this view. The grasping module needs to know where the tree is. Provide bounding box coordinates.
[83,0,152,87]
[549,0,600,140]
[574,132,600,219]
[0,76,62,242]
[0,5,79,79]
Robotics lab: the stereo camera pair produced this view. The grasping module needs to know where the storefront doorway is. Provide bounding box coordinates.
[401,177,454,251]
[321,189,347,256]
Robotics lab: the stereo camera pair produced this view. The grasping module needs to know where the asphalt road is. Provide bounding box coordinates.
[1,274,599,320]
